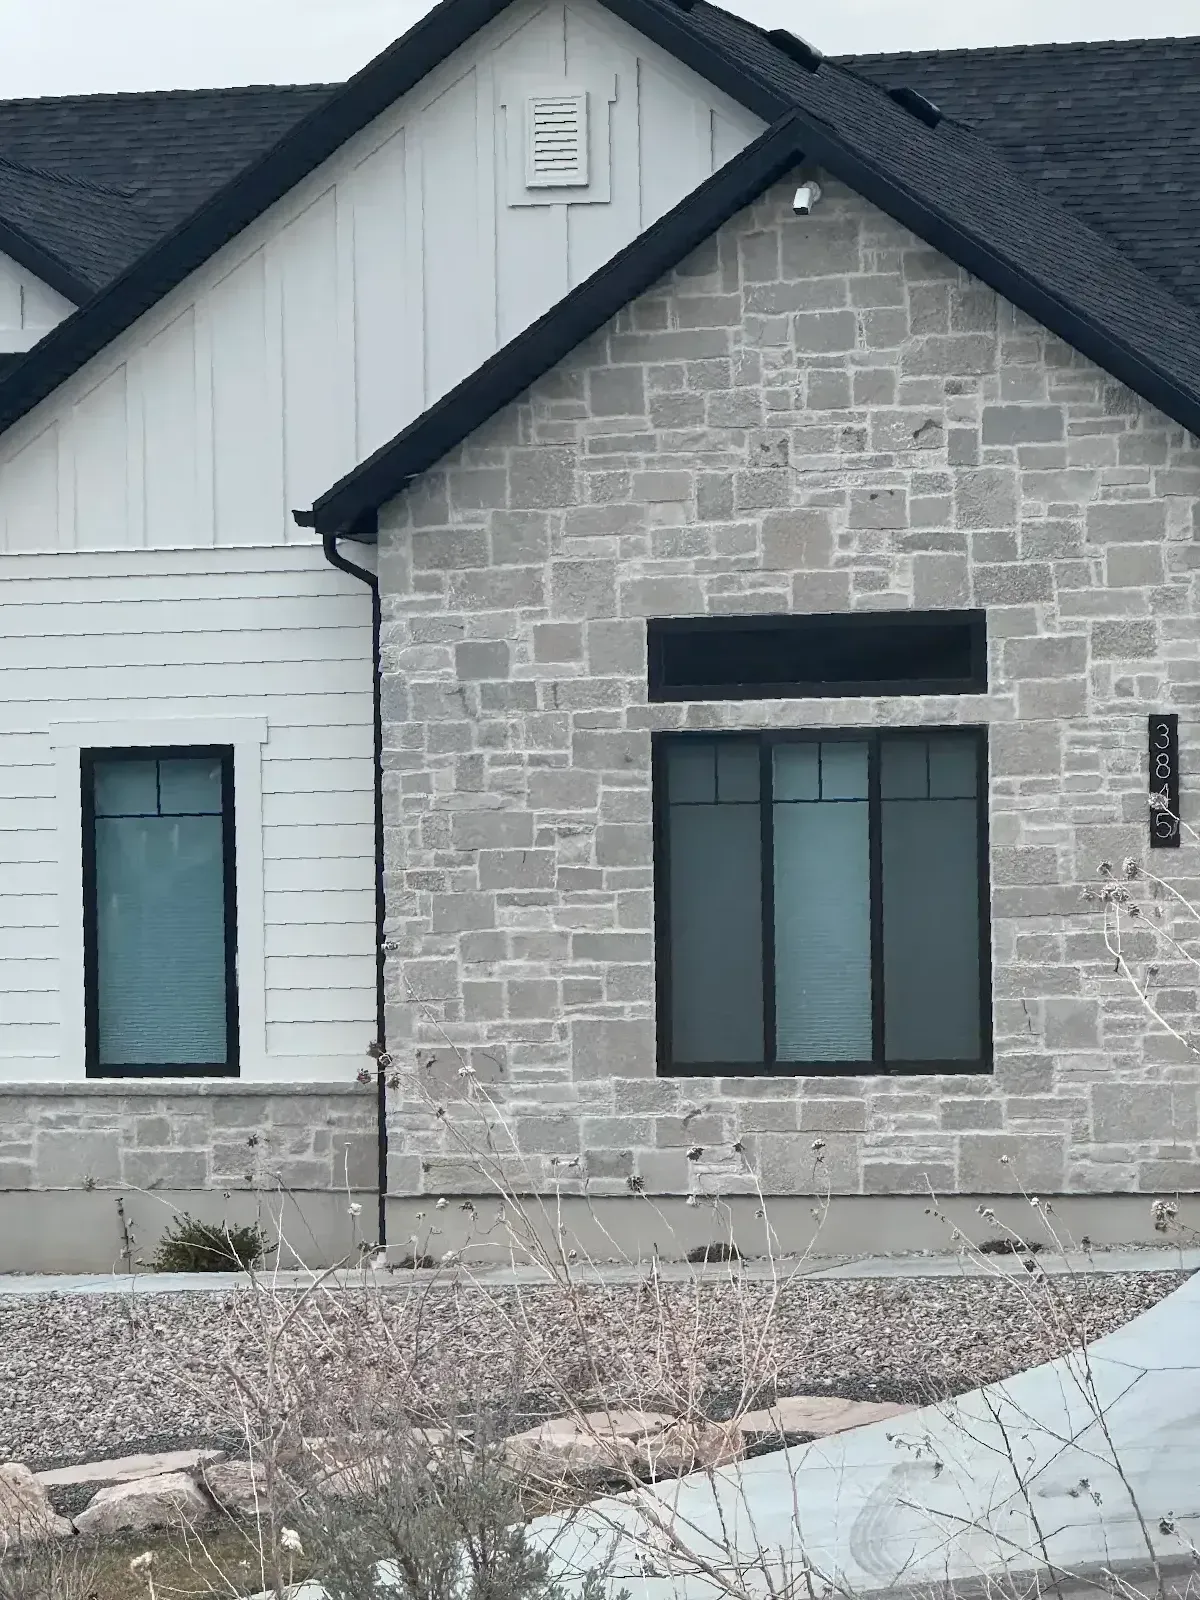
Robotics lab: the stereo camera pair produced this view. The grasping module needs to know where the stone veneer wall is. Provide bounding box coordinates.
[375,174,1200,1202]
[0,1085,377,1193]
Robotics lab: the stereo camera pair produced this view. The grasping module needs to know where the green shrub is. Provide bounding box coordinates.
[151,1213,274,1272]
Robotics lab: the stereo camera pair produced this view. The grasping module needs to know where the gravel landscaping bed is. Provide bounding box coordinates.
[2,1271,1184,1472]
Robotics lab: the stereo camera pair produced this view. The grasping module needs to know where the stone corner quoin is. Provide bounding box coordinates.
[374,173,1200,1203]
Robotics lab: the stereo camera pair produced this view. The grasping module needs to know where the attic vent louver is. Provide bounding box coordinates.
[888,85,943,128]
[765,29,824,71]
[525,92,589,188]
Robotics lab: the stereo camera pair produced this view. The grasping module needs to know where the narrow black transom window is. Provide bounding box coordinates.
[648,611,987,701]
[82,748,239,1078]
[653,729,991,1075]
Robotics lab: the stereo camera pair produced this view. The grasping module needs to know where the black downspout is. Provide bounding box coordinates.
[321,533,388,1252]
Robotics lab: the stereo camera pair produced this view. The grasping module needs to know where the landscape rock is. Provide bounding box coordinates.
[503,1409,676,1483]
[37,1448,226,1491]
[735,1395,915,1439]
[0,1463,75,1548]
[72,1470,214,1538]
[201,1459,299,1517]
[635,1419,742,1477]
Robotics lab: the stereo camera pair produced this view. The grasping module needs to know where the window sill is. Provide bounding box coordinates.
[659,1059,994,1078]
[85,1063,240,1080]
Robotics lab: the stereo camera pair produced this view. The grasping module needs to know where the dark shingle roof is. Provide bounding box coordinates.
[843,37,1200,309]
[5,0,1200,493]
[0,84,332,294]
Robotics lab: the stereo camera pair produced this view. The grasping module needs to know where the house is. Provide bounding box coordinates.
[2,2,1200,1270]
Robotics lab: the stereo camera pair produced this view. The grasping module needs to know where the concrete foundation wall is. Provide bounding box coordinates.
[373,173,1200,1202]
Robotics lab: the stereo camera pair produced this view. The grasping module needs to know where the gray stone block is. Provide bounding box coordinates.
[456,641,510,680]
[981,406,1064,445]
[1093,1084,1197,1143]
[1091,620,1158,658]
[478,850,556,889]
[450,810,534,849]
[589,367,646,417]
[957,1134,1066,1193]
[572,1019,656,1079]
[1085,501,1166,542]
[36,1132,121,1188]
[1043,998,1100,1049]
[508,449,577,508]
[990,723,1062,777]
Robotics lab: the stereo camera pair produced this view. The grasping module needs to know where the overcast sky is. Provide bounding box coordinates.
[0,0,1195,98]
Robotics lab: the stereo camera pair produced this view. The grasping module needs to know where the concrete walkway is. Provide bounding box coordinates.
[534,1261,1200,1598]
[0,1243,1195,1295]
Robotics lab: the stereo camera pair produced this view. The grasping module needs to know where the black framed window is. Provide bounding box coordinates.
[652,728,991,1075]
[82,747,239,1078]
[648,611,987,701]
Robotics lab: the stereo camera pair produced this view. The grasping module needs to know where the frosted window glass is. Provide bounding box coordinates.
[774,797,872,1062]
[159,758,223,815]
[91,756,230,1067]
[882,796,981,1061]
[94,761,157,816]
[774,744,819,801]
[820,741,868,799]
[667,743,715,803]
[929,736,977,798]
[880,739,927,799]
[668,802,763,1063]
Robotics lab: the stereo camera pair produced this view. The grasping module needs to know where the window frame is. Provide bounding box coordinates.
[80,745,240,1080]
[647,611,988,702]
[651,726,993,1078]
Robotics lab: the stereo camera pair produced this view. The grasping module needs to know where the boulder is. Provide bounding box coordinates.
[200,1459,298,1518]
[0,1463,74,1548]
[72,1471,214,1538]
[735,1395,915,1440]
[635,1419,742,1478]
[504,1410,675,1484]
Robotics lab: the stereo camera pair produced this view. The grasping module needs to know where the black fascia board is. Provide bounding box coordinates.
[0,215,95,308]
[295,113,807,540]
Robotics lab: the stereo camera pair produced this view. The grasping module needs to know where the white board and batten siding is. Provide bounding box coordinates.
[0,0,761,1085]
[0,0,764,554]
[0,251,75,354]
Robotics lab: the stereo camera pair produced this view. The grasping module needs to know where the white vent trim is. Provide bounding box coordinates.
[525,91,589,189]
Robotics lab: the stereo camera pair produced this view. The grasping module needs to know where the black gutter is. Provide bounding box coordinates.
[320,533,388,1250]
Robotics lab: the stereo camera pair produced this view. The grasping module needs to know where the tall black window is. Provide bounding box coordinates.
[653,729,990,1075]
[82,748,239,1077]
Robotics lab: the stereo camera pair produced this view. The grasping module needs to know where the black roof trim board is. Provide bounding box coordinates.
[295,114,807,539]
[0,213,92,307]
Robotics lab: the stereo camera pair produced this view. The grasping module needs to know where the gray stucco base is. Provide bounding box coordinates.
[2,1188,1195,1272]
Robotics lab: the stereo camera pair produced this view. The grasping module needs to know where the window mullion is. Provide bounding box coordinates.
[867,734,885,1069]
[760,737,776,1066]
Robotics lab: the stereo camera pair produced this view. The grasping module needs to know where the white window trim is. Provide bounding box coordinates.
[50,716,269,1081]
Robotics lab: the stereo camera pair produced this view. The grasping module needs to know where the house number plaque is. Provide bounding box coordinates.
[1149,713,1180,849]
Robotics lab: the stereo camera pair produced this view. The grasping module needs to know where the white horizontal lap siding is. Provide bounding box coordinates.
[0,0,763,556]
[0,544,377,1084]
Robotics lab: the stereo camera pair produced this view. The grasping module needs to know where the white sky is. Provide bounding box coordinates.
[0,0,1196,99]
